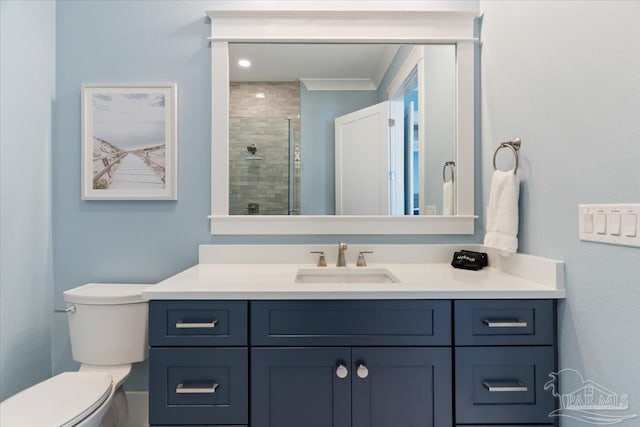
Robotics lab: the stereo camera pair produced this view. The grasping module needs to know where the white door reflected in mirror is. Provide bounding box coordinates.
[335,101,395,215]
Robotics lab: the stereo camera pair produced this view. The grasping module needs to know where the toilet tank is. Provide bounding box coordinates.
[63,283,150,366]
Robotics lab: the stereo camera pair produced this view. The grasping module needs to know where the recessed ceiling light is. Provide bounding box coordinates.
[238,59,251,68]
[255,92,266,99]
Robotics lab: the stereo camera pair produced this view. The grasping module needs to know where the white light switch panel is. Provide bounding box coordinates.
[579,204,640,248]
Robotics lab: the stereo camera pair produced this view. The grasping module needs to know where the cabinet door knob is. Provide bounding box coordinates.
[357,364,369,379]
[336,364,349,379]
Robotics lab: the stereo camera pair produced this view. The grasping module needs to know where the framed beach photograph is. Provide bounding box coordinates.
[81,83,178,200]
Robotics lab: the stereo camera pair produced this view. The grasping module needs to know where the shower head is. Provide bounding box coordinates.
[245,143,262,160]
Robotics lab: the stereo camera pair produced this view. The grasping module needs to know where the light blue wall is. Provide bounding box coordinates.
[0,0,55,400]
[376,45,413,101]
[480,1,640,424]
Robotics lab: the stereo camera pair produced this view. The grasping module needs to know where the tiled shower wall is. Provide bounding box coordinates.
[229,82,300,215]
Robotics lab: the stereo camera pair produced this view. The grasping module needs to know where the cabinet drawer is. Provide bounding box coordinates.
[455,347,556,424]
[149,347,248,425]
[455,300,555,345]
[251,300,451,346]
[149,300,247,346]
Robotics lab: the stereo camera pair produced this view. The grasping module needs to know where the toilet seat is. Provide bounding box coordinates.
[0,371,112,427]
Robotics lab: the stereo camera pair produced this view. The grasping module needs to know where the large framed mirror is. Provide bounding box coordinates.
[208,4,478,235]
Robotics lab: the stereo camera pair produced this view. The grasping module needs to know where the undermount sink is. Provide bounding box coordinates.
[295,268,400,284]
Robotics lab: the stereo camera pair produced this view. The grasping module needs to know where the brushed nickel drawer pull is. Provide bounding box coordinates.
[176,383,219,394]
[483,381,528,392]
[482,319,528,328]
[176,320,218,329]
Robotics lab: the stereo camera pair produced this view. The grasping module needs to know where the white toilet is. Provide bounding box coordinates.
[0,283,149,427]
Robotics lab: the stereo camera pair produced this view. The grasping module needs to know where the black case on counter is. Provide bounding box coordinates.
[451,250,488,271]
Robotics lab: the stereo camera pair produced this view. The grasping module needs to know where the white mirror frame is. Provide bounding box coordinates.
[207,3,478,235]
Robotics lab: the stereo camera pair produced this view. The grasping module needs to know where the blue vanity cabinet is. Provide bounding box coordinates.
[148,298,557,427]
[454,300,557,426]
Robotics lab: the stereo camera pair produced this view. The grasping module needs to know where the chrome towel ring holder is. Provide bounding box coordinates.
[493,138,522,174]
[442,161,455,182]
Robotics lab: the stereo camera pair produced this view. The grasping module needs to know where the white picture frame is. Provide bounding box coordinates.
[81,83,178,200]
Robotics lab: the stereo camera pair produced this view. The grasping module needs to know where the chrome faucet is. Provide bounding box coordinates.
[336,242,348,267]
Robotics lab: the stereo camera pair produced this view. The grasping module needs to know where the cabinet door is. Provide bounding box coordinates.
[352,347,452,427]
[251,348,351,427]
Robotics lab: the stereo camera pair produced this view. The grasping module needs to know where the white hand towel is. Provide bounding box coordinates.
[484,170,519,254]
[442,180,455,215]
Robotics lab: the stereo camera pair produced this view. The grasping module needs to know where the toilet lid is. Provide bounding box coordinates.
[64,283,149,305]
[0,372,112,427]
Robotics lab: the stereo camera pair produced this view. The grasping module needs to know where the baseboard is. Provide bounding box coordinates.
[125,391,148,427]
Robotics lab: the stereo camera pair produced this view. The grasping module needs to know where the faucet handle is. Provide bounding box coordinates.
[310,251,327,267]
[356,251,374,267]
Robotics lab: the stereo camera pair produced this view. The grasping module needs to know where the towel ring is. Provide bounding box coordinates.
[493,138,521,174]
[442,161,455,182]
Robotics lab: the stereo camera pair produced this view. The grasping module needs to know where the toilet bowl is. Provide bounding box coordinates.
[0,283,149,427]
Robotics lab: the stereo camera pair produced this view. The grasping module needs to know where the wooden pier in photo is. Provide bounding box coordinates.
[93,139,165,189]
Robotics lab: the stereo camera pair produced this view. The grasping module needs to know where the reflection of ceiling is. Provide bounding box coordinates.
[229,43,400,90]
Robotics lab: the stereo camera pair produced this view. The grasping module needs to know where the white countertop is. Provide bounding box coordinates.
[143,244,566,300]
[144,262,565,300]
